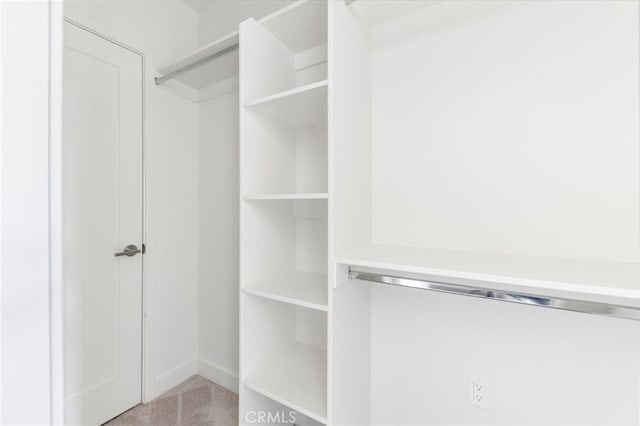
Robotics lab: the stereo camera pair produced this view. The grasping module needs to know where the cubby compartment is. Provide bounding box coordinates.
[241,120,327,197]
[240,1,327,104]
[240,2,328,199]
[241,199,327,310]
[241,295,327,423]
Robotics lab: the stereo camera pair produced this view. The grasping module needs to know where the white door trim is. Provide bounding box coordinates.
[51,2,65,424]
[60,7,159,408]
[2,1,58,423]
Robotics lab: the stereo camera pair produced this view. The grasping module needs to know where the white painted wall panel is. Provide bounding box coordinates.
[155,89,199,388]
[371,1,640,263]
[371,284,640,425]
[198,92,240,387]
[368,2,640,424]
[1,1,53,423]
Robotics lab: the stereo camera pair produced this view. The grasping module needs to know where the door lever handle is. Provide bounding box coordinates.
[114,244,141,257]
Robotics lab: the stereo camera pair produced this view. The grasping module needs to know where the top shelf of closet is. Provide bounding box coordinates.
[353,0,516,47]
[337,245,640,307]
[156,0,327,90]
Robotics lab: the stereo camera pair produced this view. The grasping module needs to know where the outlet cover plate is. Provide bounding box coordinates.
[469,374,490,410]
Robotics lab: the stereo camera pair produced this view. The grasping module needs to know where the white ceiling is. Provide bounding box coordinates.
[182,0,216,13]
[182,0,295,15]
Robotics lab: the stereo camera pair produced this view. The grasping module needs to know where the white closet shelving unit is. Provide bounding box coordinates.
[239,1,329,425]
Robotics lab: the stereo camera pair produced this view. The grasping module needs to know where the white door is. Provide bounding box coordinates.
[63,21,143,426]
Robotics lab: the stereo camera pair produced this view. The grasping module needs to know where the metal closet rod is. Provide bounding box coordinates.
[348,267,640,321]
[155,43,239,86]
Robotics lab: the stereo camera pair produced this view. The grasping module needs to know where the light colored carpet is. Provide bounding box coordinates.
[104,375,238,426]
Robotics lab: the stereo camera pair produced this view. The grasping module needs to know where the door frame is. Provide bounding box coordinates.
[60,7,159,409]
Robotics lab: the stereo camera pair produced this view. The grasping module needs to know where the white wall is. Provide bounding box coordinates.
[198,0,293,46]
[367,2,640,424]
[371,1,639,263]
[371,283,640,426]
[1,1,56,423]
[64,0,201,398]
[154,89,199,391]
[198,92,240,391]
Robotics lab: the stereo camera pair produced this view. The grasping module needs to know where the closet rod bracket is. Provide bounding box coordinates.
[347,266,359,280]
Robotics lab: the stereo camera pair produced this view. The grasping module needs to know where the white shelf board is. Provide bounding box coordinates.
[337,245,640,306]
[156,31,239,90]
[368,0,514,47]
[243,193,328,201]
[243,80,328,129]
[355,0,441,26]
[242,342,327,424]
[243,271,328,311]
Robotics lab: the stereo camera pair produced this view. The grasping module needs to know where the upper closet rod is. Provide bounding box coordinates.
[348,267,640,321]
[155,43,239,85]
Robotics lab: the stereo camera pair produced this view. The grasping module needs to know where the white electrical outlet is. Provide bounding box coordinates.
[469,375,490,409]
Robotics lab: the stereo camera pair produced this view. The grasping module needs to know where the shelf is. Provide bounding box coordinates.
[337,244,640,306]
[243,193,328,201]
[242,387,325,426]
[242,342,327,424]
[244,80,328,129]
[356,0,439,26]
[156,31,239,89]
[243,271,328,311]
[361,0,514,47]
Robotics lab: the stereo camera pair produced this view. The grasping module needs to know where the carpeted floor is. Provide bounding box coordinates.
[104,375,238,426]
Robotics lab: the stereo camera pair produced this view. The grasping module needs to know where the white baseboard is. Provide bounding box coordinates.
[198,358,239,393]
[155,357,198,397]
